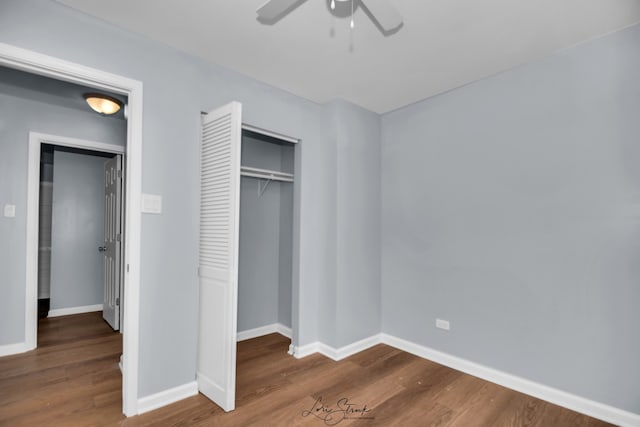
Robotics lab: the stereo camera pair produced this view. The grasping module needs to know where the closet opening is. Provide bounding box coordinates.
[197,102,300,411]
[237,128,295,344]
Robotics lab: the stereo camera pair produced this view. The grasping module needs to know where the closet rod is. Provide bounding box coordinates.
[240,166,293,183]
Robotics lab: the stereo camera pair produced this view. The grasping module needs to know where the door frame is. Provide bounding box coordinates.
[30,134,125,325]
[0,42,143,416]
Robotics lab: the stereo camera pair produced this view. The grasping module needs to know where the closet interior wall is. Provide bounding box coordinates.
[237,131,294,334]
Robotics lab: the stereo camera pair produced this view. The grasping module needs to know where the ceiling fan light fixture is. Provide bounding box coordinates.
[257,0,403,34]
[332,0,352,9]
[351,0,355,28]
[83,93,123,115]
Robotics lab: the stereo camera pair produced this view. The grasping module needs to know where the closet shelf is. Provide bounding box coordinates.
[240,166,293,183]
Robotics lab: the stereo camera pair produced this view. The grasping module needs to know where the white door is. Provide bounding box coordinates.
[197,102,242,412]
[103,155,122,330]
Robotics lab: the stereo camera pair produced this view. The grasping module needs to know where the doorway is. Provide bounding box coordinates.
[37,143,125,331]
[0,41,144,416]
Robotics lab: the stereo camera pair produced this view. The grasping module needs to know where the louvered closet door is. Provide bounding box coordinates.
[197,101,242,412]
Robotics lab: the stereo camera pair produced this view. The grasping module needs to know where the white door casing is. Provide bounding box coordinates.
[197,102,242,412]
[3,39,143,415]
[103,155,122,330]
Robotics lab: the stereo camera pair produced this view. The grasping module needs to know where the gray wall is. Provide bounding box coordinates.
[2,0,637,416]
[50,150,107,311]
[318,100,382,348]
[381,24,640,413]
[0,68,125,345]
[0,0,383,399]
[238,135,294,331]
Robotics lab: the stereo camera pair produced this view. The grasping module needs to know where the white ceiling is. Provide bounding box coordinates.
[58,0,640,113]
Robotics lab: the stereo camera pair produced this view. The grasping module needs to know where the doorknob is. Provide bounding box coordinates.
[98,246,107,252]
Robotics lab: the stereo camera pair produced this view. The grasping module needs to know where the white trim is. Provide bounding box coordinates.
[379,334,640,427]
[137,381,198,415]
[198,372,234,412]
[26,134,124,346]
[287,332,640,426]
[237,323,292,341]
[323,334,381,361]
[241,123,299,144]
[0,42,143,416]
[25,137,40,354]
[291,334,382,361]
[31,133,125,154]
[123,77,143,417]
[290,342,320,359]
[0,342,32,357]
[48,304,103,318]
[276,324,293,338]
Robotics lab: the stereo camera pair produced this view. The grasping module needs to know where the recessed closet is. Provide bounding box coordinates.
[238,129,294,338]
[197,102,298,411]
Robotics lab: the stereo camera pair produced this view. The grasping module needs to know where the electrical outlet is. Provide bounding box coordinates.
[436,318,450,331]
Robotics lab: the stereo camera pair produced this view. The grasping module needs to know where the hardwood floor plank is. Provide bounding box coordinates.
[0,313,616,426]
[346,344,401,368]
[444,382,515,427]
[359,363,461,426]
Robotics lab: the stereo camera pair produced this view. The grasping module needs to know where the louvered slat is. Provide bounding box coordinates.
[199,112,234,269]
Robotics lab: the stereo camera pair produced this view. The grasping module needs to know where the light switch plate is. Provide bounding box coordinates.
[436,318,450,331]
[4,204,16,218]
[141,194,162,214]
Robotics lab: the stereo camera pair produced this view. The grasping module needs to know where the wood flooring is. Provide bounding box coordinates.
[0,312,612,426]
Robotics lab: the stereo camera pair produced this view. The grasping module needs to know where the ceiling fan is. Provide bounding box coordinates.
[257,0,403,34]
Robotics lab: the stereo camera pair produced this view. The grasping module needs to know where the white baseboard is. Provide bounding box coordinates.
[137,381,198,415]
[237,323,292,341]
[319,334,382,361]
[0,341,33,357]
[379,334,640,427]
[276,324,292,339]
[291,334,381,361]
[288,332,639,426]
[197,372,234,412]
[291,342,320,359]
[48,304,103,317]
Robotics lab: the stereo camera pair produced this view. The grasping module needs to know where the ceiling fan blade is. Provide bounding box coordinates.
[257,0,306,21]
[360,0,403,32]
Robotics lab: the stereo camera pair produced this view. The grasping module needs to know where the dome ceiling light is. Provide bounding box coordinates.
[83,93,123,115]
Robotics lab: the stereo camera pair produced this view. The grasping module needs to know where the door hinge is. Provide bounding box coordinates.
[116,297,120,306]
[116,233,122,242]
[117,170,122,179]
